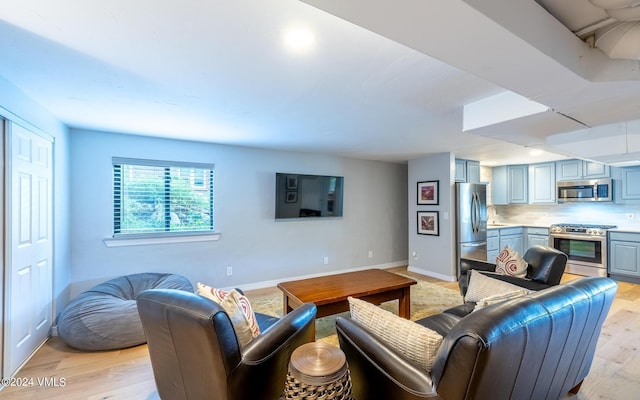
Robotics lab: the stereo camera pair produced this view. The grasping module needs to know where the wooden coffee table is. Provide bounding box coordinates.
[277,269,417,319]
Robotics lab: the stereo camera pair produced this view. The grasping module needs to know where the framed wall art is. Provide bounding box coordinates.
[417,211,439,236]
[286,191,298,203]
[417,180,439,205]
[286,175,298,190]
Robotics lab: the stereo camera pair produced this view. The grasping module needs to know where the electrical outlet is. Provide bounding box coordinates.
[323,256,329,265]
[412,251,418,260]
[226,266,233,276]
[627,213,635,221]
[368,250,374,258]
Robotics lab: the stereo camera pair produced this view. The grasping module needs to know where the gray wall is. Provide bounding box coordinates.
[407,152,456,281]
[69,129,408,296]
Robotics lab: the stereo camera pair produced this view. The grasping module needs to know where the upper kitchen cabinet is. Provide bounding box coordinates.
[455,159,480,183]
[621,166,640,200]
[556,159,609,181]
[528,162,556,204]
[491,165,528,205]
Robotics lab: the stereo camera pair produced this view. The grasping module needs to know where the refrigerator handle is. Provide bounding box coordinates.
[471,192,478,234]
[474,192,481,233]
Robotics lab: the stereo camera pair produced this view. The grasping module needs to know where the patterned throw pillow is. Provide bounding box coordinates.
[348,297,443,372]
[465,269,530,303]
[196,283,261,344]
[495,245,528,278]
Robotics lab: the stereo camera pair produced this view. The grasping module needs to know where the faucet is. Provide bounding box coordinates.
[487,205,498,225]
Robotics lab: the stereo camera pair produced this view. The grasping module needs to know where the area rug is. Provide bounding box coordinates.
[247,275,463,345]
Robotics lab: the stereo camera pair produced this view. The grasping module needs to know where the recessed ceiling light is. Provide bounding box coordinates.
[282,26,315,53]
[529,149,544,156]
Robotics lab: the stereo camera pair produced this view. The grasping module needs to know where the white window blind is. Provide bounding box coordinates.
[113,158,214,235]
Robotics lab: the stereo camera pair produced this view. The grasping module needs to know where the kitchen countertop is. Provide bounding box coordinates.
[486,224,640,233]
[487,223,551,229]
[610,227,640,233]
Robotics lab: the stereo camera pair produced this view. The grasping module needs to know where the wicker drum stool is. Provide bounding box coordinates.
[282,342,353,400]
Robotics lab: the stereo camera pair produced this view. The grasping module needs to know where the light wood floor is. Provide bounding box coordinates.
[2,269,639,400]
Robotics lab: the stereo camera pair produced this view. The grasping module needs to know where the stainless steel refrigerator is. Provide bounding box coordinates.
[456,182,487,267]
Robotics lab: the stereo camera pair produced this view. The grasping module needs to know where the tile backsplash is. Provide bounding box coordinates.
[493,203,640,229]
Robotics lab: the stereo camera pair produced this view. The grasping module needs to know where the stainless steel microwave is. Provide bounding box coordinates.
[557,178,612,202]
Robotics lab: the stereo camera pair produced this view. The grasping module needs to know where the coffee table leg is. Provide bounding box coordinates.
[282,294,317,339]
[399,287,411,319]
[283,294,291,315]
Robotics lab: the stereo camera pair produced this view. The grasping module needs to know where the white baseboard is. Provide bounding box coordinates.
[235,260,409,292]
[407,265,457,282]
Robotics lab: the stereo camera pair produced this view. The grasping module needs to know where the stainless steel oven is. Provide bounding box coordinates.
[549,224,616,277]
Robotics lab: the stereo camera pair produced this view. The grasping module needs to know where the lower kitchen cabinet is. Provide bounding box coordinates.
[488,227,524,262]
[526,227,549,250]
[487,230,500,262]
[500,228,524,255]
[609,231,640,283]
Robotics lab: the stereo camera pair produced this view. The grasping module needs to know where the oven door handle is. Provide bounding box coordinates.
[549,233,606,242]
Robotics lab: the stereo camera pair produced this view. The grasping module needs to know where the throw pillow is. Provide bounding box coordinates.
[473,289,531,312]
[197,283,261,342]
[348,297,443,372]
[495,245,528,278]
[219,289,257,349]
[464,269,530,303]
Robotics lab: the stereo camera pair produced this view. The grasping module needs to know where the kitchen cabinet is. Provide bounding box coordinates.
[556,159,609,181]
[455,159,466,182]
[621,166,640,200]
[487,229,500,262]
[526,227,549,250]
[508,165,528,204]
[455,159,480,183]
[487,227,524,262]
[491,165,528,205]
[499,227,524,255]
[529,162,556,203]
[609,232,640,283]
[491,166,507,205]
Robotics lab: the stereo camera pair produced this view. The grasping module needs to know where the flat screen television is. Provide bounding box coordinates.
[275,173,344,219]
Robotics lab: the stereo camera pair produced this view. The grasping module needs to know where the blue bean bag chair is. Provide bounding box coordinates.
[57,273,193,351]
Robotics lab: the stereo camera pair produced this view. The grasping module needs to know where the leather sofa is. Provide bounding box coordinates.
[136,288,317,400]
[458,245,568,296]
[336,276,618,400]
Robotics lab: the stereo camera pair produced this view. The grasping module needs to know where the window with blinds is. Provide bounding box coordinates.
[113,158,214,235]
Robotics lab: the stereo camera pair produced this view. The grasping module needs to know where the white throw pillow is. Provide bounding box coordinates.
[473,289,531,312]
[465,270,530,303]
[495,245,528,278]
[348,297,443,372]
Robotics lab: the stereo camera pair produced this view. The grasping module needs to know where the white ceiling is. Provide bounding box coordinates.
[1,0,640,165]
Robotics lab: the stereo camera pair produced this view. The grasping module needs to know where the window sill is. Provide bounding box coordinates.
[104,233,221,247]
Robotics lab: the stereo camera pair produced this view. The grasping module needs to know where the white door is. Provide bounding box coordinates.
[4,122,53,377]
